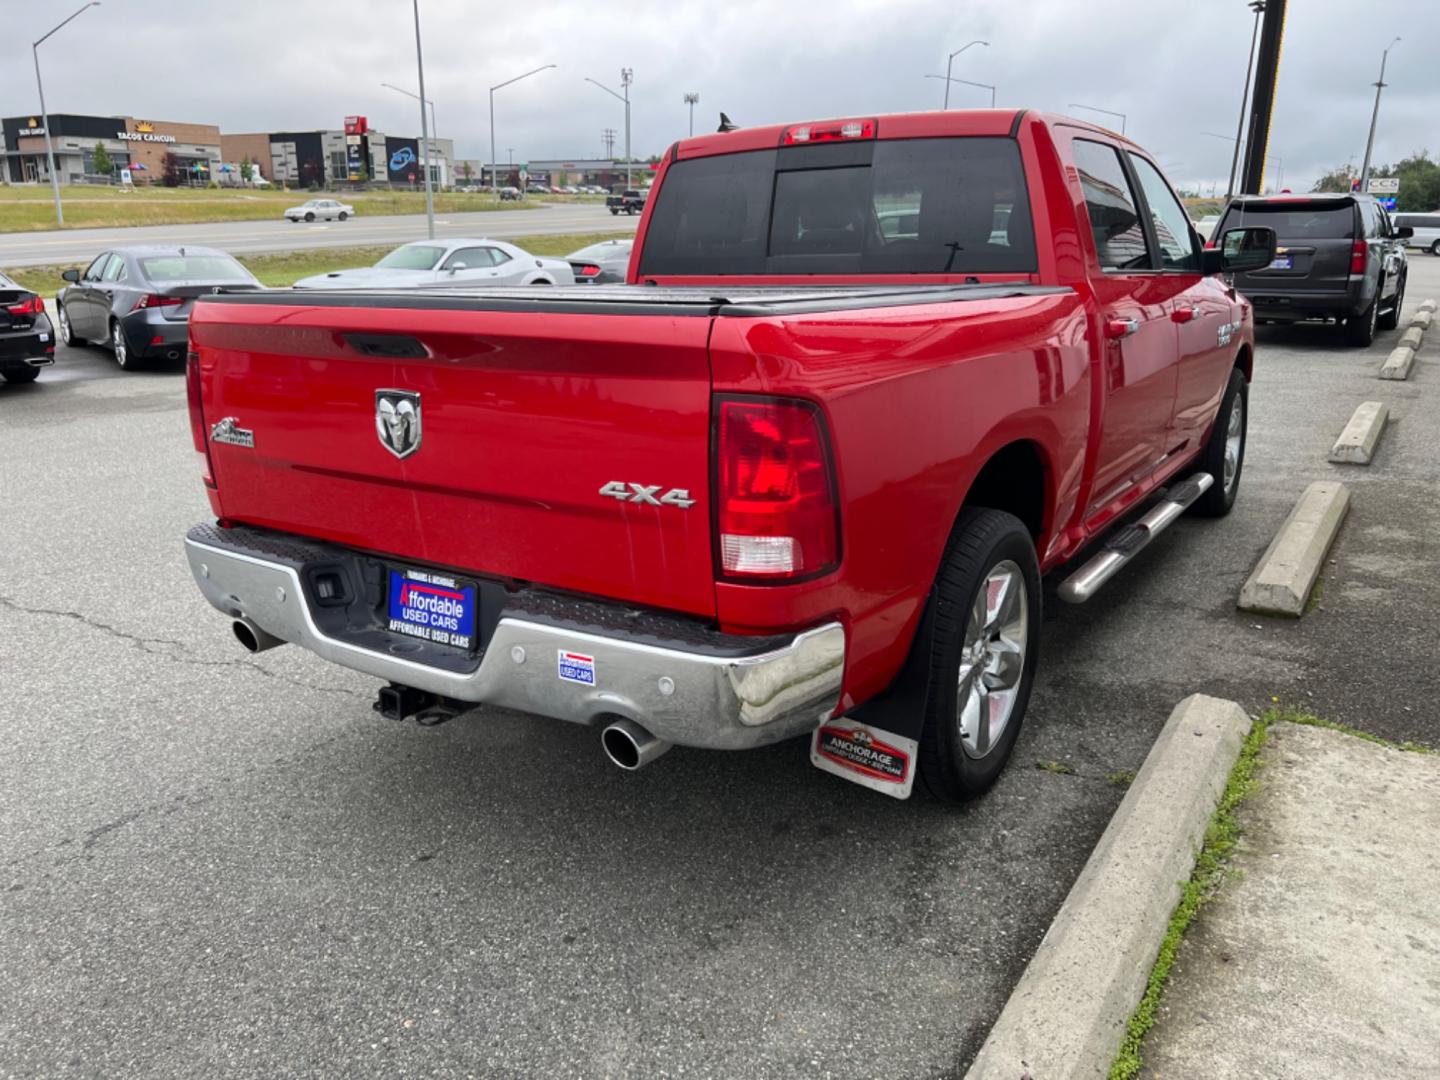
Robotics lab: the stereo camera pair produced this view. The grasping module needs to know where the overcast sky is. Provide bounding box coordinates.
[5,0,1437,192]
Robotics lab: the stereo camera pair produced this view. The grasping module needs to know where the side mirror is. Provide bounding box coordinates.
[62,268,80,283]
[1395,226,1414,239]
[1203,226,1276,275]
[448,263,466,273]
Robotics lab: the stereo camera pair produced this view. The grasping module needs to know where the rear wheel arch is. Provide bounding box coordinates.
[956,439,1051,545]
[1234,344,1253,381]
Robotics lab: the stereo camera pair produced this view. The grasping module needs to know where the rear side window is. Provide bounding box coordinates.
[1071,140,1150,271]
[1219,202,1356,241]
[638,137,1036,276]
[102,255,126,283]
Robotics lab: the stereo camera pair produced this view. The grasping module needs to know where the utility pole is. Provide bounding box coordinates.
[1239,0,1287,195]
[1227,1,1265,197]
[410,0,434,238]
[1358,37,1401,194]
[602,128,616,159]
[684,92,699,137]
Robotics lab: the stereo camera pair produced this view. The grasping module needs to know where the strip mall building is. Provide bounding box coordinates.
[2,114,221,184]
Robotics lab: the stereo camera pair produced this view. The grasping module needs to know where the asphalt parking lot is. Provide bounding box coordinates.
[2,261,1437,1079]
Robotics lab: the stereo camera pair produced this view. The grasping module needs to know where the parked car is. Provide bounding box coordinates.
[606,188,648,215]
[0,271,55,384]
[292,238,575,289]
[498,186,521,201]
[566,238,634,283]
[182,109,1272,802]
[526,184,549,195]
[56,246,261,369]
[1212,193,1409,345]
[285,198,354,222]
[1393,212,1440,255]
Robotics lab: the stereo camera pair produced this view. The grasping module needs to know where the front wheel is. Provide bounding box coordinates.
[1431,240,1440,256]
[609,207,619,215]
[1191,366,1247,517]
[304,212,315,222]
[917,508,1041,803]
[338,211,348,221]
[58,302,83,346]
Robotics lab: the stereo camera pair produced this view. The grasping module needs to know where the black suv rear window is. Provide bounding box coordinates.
[1219,202,1355,240]
[638,137,1036,276]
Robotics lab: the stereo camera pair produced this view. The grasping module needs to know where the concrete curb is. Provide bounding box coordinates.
[965,694,1252,1080]
[1238,481,1350,616]
[1379,345,1415,381]
[1419,298,1437,314]
[1328,401,1389,465]
[1411,310,1433,332]
[1399,326,1423,351]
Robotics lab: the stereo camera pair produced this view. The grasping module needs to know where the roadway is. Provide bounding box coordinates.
[0,202,638,268]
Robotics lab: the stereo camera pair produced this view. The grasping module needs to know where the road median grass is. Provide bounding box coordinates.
[6,232,635,294]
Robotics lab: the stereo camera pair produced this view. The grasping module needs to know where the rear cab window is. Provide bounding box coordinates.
[638,136,1036,277]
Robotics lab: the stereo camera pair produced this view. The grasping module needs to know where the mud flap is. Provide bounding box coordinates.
[809,592,936,800]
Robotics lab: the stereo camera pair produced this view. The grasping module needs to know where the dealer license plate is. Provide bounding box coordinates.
[1268,255,1293,270]
[386,568,477,651]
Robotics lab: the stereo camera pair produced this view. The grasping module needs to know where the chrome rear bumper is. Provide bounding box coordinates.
[184,526,844,750]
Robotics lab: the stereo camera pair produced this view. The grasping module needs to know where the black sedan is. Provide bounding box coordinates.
[566,238,634,284]
[55,246,261,369]
[0,272,55,385]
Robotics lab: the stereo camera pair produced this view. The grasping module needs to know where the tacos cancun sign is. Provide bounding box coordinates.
[116,122,175,144]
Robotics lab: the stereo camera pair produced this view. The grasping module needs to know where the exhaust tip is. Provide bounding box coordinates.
[232,618,261,652]
[601,724,643,770]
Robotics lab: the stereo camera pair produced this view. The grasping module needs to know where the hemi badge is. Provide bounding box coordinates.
[210,417,255,448]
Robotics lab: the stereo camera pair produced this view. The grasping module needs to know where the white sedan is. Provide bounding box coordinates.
[285,199,354,222]
[292,238,576,289]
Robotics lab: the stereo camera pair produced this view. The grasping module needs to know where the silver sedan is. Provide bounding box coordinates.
[292,238,576,289]
[284,199,355,222]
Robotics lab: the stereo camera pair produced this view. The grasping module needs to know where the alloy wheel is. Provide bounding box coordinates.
[112,323,128,368]
[58,304,72,345]
[957,560,1029,759]
[1223,392,1244,496]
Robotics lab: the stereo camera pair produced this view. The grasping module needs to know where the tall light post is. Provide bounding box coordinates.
[1358,37,1401,194]
[1068,102,1127,135]
[586,70,634,188]
[32,1,101,227]
[684,92,699,137]
[925,75,996,107]
[942,40,988,110]
[490,64,556,199]
[1228,1,1266,198]
[409,0,434,238]
[381,82,437,140]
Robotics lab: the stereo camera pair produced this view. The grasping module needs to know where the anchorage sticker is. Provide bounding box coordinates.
[558,650,596,686]
[810,720,919,800]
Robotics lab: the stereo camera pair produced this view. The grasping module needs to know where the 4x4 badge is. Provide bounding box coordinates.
[376,389,421,459]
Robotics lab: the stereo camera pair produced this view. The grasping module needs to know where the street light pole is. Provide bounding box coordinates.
[586,72,634,187]
[490,64,557,200]
[410,0,434,238]
[942,40,988,109]
[1358,37,1400,195]
[1068,102,1127,135]
[1227,1,1266,198]
[381,82,437,141]
[32,1,102,227]
[684,92,699,137]
[925,75,996,107]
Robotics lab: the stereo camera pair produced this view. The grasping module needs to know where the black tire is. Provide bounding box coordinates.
[1431,240,1440,256]
[1191,366,1248,518]
[1377,275,1405,331]
[1344,295,1378,346]
[609,207,619,215]
[57,301,84,346]
[917,508,1042,803]
[338,211,348,221]
[304,212,315,222]
[3,367,40,384]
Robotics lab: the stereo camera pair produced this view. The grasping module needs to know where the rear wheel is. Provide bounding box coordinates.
[1431,240,1440,256]
[111,320,137,371]
[3,367,40,384]
[1344,296,1378,347]
[338,211,348,221]
[304,212,315,222]
[1377,275,1405,331]
[1191,366,1247,517]
[917,508,1041,803]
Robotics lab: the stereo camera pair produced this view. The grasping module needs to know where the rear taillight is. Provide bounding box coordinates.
[186,350,216,488]
[133,294,184,311]
[715,397,839,580]
[577,263,601,278]
[1349,240,1367,276]
[5,294,43,315]
[781,118,876,145]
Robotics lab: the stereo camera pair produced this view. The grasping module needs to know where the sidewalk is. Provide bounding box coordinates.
[1141,722,1440,1078]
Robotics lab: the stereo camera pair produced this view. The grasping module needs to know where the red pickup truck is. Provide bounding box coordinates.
[183,110,1273,801]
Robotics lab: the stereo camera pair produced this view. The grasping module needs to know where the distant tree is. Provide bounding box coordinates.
[161,151,182,187]
[91,141,113,178]
[460,161,474,184]
[1311,165,1355,194]
[239,155,255,184]
[1387,152,1440,212]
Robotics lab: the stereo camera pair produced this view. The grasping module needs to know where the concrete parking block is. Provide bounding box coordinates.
[1419,298,1437,314]
[1238,481,1350,616]
[1411,310,1433,332]
[1328,401,1389,465]
[1380,345,1416,381]
[965,694,1252,1080]
[1400,326,1424,351]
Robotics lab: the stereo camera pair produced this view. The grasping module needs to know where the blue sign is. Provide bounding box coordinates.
[389,146,416,172]
[1379,196,1397,212]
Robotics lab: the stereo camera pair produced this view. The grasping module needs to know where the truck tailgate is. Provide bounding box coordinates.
[189,294,718,616]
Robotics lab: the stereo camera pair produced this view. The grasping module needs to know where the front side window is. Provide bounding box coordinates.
[376,245,445,270]
[1072,139,1150,271]
[83,253,110,281]
[444,247,494,269]
[1128,154,1199,271]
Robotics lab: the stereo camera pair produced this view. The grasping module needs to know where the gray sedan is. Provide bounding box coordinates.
[293,239,576,289]
[567,238,634,283]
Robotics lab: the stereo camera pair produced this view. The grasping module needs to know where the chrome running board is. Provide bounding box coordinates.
[1058,472,1214,604]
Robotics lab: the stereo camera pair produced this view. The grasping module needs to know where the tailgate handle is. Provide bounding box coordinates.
[343,333,429,358]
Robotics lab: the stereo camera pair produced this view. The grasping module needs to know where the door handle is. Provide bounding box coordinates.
[1171,306,1198,324]
[1105,317,1141,339]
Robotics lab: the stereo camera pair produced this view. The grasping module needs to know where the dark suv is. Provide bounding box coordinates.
[1214,193,1410,346]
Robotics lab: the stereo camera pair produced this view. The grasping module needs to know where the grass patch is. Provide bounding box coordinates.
[1106,769,1137,789]
[1276,707,1432,755]
[5,231,635,293]
[1035,760,1076,775]
[0,184,575,232]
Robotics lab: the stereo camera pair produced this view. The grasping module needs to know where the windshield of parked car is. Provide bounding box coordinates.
[375,245,445,270]
[570,240,633,261]
[639,136,1036,276]
[1219,202,1355,240]
[139,255,254,283]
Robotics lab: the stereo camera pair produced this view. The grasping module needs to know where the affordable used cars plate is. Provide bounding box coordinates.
[386,568,477,650]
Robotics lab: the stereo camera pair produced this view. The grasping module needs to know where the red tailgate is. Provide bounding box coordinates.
[189,300,717,617]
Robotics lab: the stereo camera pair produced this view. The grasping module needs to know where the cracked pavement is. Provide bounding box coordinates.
[2,260,1438,1079]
